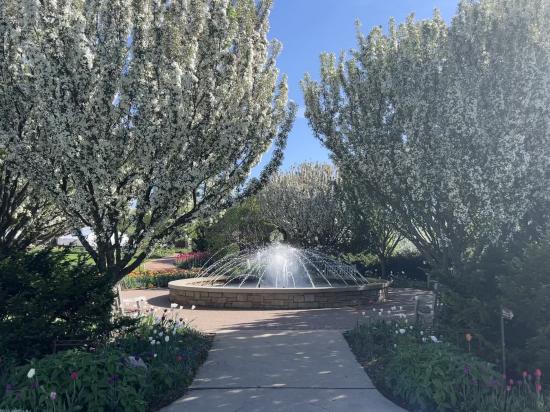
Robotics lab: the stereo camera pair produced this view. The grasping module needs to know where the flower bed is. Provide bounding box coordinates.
[345,320,548,412]
[175,252,209,269]
[120,268,201,289]
[0,312,212,412]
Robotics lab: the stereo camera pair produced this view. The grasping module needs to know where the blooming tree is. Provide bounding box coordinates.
[258,163,348,249]
[2,0,295,281]
[303,0,550,276]
[0,7,66,257]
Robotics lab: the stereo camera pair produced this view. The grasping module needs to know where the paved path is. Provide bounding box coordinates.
[143,255,179,271]
[160,329,407,412]
[121,288,432,332]
[120,288,429,411]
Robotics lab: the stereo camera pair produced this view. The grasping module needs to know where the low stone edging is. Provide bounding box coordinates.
[168,277,390,309]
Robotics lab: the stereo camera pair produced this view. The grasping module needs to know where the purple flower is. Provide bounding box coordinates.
[5,383,13,392]
[488,378,498,388]
[463,365,470,375]
[107,374,119,385]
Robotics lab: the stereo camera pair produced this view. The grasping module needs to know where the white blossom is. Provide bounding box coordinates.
[302,0,550,276]
[1,0,295,282]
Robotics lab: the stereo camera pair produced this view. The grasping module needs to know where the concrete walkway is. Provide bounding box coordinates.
[119,289,427,411]
[161,330,407,411]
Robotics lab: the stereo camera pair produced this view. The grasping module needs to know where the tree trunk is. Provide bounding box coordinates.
[379,255,387,279]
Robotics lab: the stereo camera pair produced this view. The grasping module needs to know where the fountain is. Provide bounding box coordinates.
[169,243,390,309]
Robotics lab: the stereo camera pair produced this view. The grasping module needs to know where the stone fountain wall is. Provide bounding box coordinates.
[169,278,390,309]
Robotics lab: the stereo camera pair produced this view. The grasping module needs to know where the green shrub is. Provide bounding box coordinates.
[366,252,429,283]
[498,237,550,375]
[193,198,275,253]
[439,233,550,375]
[0,251,131,362]
[346,321,548,412]
[344,252,429,287]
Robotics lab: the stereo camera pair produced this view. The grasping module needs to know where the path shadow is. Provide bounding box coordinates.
[161,328,407,412]
[213,288,434,332]
[121,288,434,332]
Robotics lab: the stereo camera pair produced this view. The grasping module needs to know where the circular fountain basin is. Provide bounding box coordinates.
[169,277,391,309]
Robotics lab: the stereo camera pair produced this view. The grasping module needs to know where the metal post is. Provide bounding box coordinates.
[500,307,506,376]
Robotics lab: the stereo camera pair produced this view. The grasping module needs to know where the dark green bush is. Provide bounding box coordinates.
[439,234,550,375]
[498,237,550,375]
[193,198,275,254]
[0,250,131,362]
[344,251,429,286]
[367,252,428,281]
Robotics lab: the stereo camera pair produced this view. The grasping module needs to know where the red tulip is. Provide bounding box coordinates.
[522,371,528,378]
[536,383,542,394]
[70,371,78,381]
[535,369,542,378]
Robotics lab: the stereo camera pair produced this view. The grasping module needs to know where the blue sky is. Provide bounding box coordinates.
[253,0,459,174]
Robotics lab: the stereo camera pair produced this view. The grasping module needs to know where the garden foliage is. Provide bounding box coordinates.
[120,269,200,290]
[0,312,211,411]
[440,233,550,375]
[0,251,128,362]
[346,321,548,412]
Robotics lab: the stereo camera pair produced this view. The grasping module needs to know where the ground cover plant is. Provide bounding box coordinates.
[346,320,548,412]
